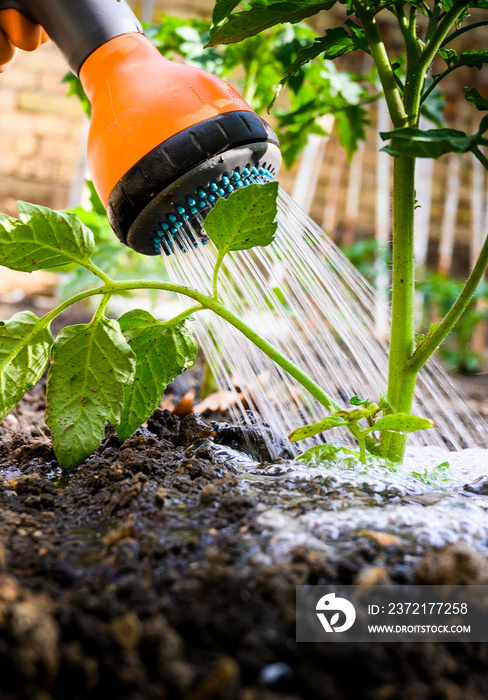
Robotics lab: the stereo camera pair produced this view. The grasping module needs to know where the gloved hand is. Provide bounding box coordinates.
[0,9,48,73]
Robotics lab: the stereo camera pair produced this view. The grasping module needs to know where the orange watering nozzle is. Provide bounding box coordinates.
[0,0,281,256]
[80,33,281,255]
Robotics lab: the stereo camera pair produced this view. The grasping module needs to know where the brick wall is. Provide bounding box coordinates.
[0,41,84,216]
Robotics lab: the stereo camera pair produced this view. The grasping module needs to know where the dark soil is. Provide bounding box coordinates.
[1,379,488,700]
[2,294,488,699]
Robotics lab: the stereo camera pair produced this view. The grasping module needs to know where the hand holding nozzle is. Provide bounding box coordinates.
[0,8,48,72]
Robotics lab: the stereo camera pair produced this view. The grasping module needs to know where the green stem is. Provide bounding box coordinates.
[381,154,418,461]
[473,145,488,171]
[358,435,366,465]
[353,0,407,127]
[162,303,204,328]
[91,294,110,325]
[207,299,342,413]
[419,1,470,73]
[41,286,106,329]
[83,260,114,285]
[407,5,419,59]
[402,7,424,125]
[212,250,225,298]
[408,233,488,373]
[421,64,458,104]
[424,2,442,44]
[394,5,409,43]
[439,19,488,48]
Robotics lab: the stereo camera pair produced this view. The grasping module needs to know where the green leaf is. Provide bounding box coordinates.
[335,105,369,159]
[442,49,488,71]
[438,48,457,66]
[0,201,95,272]
[117,310,198,442]
[370,413,434,434]
[207,1,336,46]
[62,72,91,117]
[349,395,367,406]
[284,24,366,78]
[289,415,348,441]
[344,19,369,52]
[0,311,53,422]
[204,182,278,255]
[463,87,488,111]
[412,461,450,485]
[46,317,135,469]
[381,127,479,158]
[212,0,241,25]
[420,87,446,128]
[296,443,358,463]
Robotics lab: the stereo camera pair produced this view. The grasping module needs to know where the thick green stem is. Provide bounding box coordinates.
[381,155,418,461]
[379,0,472,463]
[357,1,421,462]
[402,8,424,125]
[408,233,488,373]
[353,1,407,127]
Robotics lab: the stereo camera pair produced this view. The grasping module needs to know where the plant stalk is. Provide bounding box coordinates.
[353,0,407,128]
[419,1,471,73]
[381,154,418,461]
[161,304,204,328]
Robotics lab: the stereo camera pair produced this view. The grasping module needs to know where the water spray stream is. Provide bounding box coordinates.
[162,186,488,457]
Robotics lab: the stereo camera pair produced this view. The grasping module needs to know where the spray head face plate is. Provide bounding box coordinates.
[128,142,280,256]
[106,111,281,256]
[155,162,275,256]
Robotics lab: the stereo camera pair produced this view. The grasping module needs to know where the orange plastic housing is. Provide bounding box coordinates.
[79,32,254,205]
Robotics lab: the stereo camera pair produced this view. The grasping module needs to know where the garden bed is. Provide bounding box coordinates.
[2,346,488,699]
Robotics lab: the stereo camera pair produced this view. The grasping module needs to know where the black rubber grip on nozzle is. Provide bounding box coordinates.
[0,0,141,73]
[106,110,280,247]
